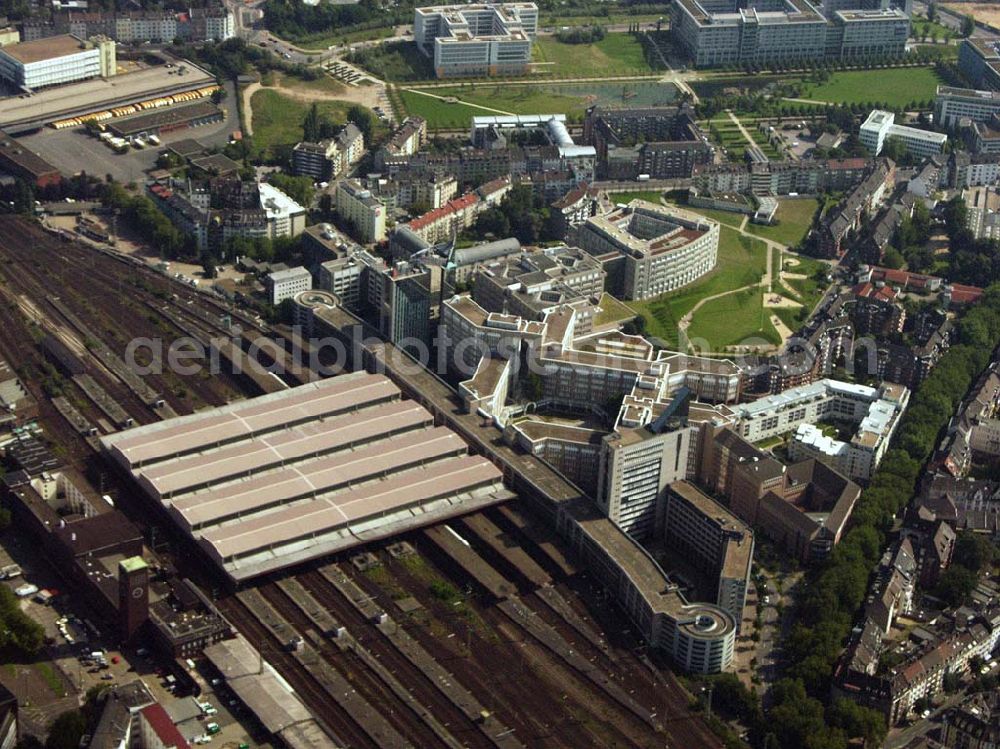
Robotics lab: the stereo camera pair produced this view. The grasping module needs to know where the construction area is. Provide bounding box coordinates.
[0,215,725,749]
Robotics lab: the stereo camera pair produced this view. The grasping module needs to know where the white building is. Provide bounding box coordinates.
[859,110,948,159]
[414,2,538,78]
[0,34,113,90]
[335,180,386,244]
[736,379,910,481]
[266,266,312,305]
[259,182,307,239]
[577,200,720,300]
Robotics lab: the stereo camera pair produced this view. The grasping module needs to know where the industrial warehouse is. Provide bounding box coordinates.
[100,372,513,582]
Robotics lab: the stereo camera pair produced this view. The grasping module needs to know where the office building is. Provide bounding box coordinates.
[958,38,1000,91]
[259,183,306,239]
[663,481,753,630]
[0,34,114,90]
[934,85,1000,129]
[734,378,910,481]
[577,200,720,300]
[334,180,386,243]
[859,110,947,158]
[101,373,512,582]
[671,0,908,68]
[414,3,538,78]
[266,266,312,306]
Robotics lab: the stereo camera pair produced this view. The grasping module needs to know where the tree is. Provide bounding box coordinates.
[827,699,887,748]
[962,14,975,37]
[934,565,978,607]
[346,105,376,145]
[953,532,996,572]
[45,711,86,749]
[302,103,322,143]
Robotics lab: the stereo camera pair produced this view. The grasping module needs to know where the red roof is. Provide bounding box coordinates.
[852,282,896,303]
[141,704,190,749]
[408,193,479,231]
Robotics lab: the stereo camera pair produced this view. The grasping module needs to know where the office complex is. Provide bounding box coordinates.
[733,378,910,481]
[334,180,386,243]
[934,85,1000,129]
[0,34,115,90]
[663,481,753,630]
[101,373,512,582]
[671,0,909,68]
[958,38,1000,91]
[414,3,538,78]
[859,110,947,158]
[578,200,720,300]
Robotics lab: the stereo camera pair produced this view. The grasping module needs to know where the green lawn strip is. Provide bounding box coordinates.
[594,292,637,327]
[627,227,767,346]
[745,199,821,247]
[611,190,664,204]
[36,663,67,697]
[347,41,436,82]
[910,17,958,39]
[396,89,502,128]
[250,89,363,157]
[533,33,654,77]
[688,288,781,349]
[773,305,808,332]
[664,197,746,228]
[415,83,588,119]
[799,66,944,107]
[542,13,666,27]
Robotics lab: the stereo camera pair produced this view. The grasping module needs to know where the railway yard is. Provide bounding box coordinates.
[0,215,723,749]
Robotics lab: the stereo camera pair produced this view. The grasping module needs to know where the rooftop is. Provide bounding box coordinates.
[0,34,87,64]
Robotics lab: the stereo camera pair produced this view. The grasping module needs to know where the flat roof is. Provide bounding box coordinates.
[0,55,215,133]
[105,373,510,581]
[0,34,87,64]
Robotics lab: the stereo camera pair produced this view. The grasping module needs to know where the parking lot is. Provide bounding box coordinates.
[19,81,239,183]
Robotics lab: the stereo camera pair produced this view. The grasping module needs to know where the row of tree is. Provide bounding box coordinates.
[100,182,188,259]
[757,285,1000,749]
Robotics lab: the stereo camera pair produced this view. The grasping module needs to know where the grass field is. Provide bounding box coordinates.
[263,71,347,96]
[910,16,958,39]
[663,193,746,228]
[414,83,590,120]
[396,89,502,128]
[251,89,360,157]
[799,66,944,107]
[627,227,767,347]
[541,13,666,27]
[781,254,829,311]
[533,33,656,77]
[611,190,664,204]
[688,288,781,348]
[746,199,821,247]
[348,41,435,82]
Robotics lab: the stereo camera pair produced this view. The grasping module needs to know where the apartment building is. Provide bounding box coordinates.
[414,3,538,78]
[577,200,720,300]
[291,140,342,181]
[334,180,386,243]
[22,6,234,43]
[671,0,908,68]
[859,110,947,158]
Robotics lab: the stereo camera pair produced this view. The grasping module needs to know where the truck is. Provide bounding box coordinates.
[636,174,651,182]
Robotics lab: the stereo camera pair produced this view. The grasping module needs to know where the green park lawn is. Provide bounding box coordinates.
[413,83,590,120]
[688,288,782,349]
[396,89,499,128]
[611,190,664,204]
[627,227,768,347]
[746,199,821,248]
[781,254,830,311]
[250,89,362,158]
[798,66,944,107]
[533,33,656,77]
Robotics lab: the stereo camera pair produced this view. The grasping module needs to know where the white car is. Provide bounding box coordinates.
[14,583,38,598]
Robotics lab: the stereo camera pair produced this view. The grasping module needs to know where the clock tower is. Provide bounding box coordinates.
[118,556,149,642]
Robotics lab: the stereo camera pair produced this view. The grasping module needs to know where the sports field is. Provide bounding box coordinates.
[627,227,768,348]
[798,66,944,107]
